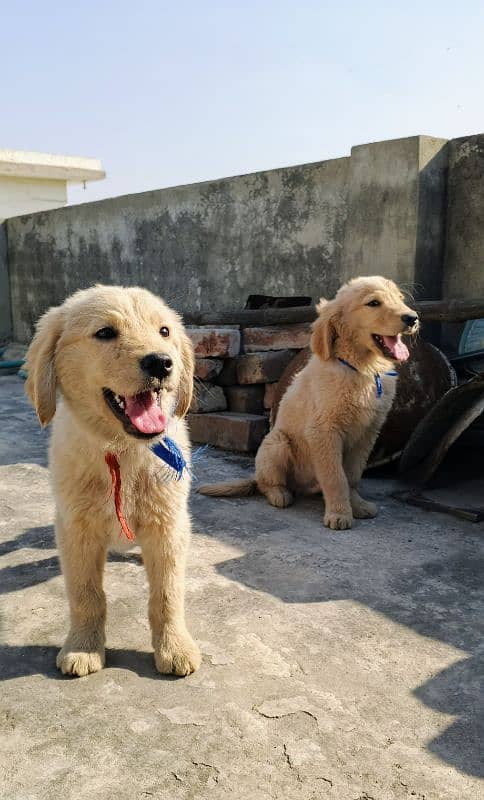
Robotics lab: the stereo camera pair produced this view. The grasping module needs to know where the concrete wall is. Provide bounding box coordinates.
[0,176,67,222]
[440,133,484,351]
[0,223,11,341]
[443,134,484,299]
[3,133,481,346]
[341,136,448,298]
[7,158,350,342]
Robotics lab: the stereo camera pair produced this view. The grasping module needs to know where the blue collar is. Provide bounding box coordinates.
[337,357,398,398]
[151,436,187,479]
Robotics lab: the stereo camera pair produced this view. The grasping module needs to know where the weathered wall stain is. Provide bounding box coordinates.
[5,133,474,343]
[7,157,350,341]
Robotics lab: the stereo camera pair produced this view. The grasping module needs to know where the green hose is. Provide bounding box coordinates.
[0,359,25,370]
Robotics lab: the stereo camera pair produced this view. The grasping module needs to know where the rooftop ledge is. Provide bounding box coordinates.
[0,149,105,182]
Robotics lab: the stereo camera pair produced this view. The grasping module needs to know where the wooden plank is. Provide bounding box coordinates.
[393,490,484,523]
[414,299,484,322]
[183,306,316,327]
[182,298,484,327]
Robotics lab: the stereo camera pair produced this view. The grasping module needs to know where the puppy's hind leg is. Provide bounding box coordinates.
[255,430,294,508]
[56,519,107,677]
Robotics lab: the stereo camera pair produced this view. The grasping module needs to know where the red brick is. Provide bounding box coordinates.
[187,412,268,452]
[263,383,278,410]
[187,327,240,358]
[236,350,296,384]
[190,383,227,413]
[194,358,223,381]
[225,385,265,414]
[243,323,311,352]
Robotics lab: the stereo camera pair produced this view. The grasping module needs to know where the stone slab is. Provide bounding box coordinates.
[190,383,227,414]
[187,327,241,358]
[243,323,311,353]
[225,385,265,414]
[188,411,268,452]
[236,350,296,385]
[194,358,224,381]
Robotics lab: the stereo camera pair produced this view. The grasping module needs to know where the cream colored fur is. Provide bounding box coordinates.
[199,276,418,530]
[25,285,201,677]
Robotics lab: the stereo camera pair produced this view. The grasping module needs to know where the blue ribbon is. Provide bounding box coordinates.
[337,357,357,372]
[337,358,398,398]
[151,436,187,480]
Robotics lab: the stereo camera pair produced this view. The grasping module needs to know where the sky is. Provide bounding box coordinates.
[2,1,484,205]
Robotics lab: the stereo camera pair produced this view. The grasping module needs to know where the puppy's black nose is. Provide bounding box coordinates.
[140,352,173,379]
[401,313,418,328]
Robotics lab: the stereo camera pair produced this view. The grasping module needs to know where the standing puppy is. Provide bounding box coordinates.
[199,276,418,530]
[26,285,201,677]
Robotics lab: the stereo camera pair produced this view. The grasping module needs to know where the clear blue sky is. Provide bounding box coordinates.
[3,2,484,205]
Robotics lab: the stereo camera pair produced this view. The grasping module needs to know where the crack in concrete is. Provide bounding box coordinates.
[191,760,220,774]
[191,760,220,784]
[256,707,318,723]
[282,743,334,790]
[282,743,293,769]
[282,744,303,784]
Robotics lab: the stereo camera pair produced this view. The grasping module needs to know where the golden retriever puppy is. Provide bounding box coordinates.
[25,285,201,677]
[199,276,418,530]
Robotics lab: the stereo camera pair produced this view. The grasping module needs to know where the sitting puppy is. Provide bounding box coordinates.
[199,276,418,530]
[26,285,201,677]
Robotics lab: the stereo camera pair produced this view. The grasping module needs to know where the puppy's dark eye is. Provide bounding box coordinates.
[94,327,118,340]
[160,326,170,338]
[366,299,381,307]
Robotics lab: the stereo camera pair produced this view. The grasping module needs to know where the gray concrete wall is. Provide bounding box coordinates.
[0,223,12,341]
[341,136,448,298]
[443,134,484,299]
[440,134,484,352]
[7,158,350,342]
[4,133,481,345]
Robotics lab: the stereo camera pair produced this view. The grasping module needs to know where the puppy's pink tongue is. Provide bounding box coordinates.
[383,334,409,362]
[124,392,166,434]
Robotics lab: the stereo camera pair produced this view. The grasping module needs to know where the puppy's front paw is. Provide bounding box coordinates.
[154,629,201,676]
[56,645,105,677]
[324,510,353,530]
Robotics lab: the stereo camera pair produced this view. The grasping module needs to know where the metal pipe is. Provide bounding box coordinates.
[0,360,25,370]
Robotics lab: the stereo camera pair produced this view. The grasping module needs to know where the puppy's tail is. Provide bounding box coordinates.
[197,477,258,497]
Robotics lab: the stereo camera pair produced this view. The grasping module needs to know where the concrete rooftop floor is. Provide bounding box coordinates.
[0,374,482,800]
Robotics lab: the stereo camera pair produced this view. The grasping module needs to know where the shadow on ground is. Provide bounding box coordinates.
[0,644,180,681]
[1,486,482,777]
[192,487,484,779]
[0,525,142,594]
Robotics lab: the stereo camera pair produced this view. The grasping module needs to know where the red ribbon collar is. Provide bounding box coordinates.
[105,452,135,541]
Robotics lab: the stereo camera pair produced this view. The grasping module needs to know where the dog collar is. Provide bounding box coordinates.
[105,452,135,541]
[151,436,187,480]
[105,437,187,540]
[337,357,398,398]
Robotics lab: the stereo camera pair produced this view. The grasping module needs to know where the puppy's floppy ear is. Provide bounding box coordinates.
[310,298,338,361]
[174,328,195,418]
[25,305,64,426]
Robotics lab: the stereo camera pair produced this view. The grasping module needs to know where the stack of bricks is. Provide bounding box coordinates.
[186,323,311,452]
